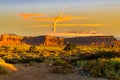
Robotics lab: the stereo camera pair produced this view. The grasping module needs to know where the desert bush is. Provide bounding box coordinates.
[3,54,22,64]
[76,60,86,68]
[64,43,76,51]
[29,61,36,66]
[40,49,50,57]
[52,62,74,74]
[29,45,39,53]
[79,51,120,60]
[53,59,67,66]
[52,58,74,74]
[83,59,120,79]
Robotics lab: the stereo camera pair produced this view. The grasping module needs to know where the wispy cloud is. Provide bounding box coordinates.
[55,23,106,27]
[33,15,88,22]
[34,18,54,21]
[20,13,46,19]
[30,23,106,28]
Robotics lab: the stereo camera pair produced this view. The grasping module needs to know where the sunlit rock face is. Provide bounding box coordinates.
[0,34,23,46]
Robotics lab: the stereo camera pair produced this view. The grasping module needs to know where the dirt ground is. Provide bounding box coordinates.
[0,63,107,80]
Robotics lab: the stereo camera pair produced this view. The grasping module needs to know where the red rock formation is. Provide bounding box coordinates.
[0,34,23,46]
[43,36,64,46]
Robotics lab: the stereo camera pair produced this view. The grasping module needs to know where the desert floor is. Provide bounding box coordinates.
[1,63,107,80]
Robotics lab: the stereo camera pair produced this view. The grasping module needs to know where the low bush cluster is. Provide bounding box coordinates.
[2,53,43,63]
[83,59,120,80]
[79,51,120,60]
[50,58,74,74]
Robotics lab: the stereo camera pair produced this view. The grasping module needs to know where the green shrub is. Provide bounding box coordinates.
[64,43,76,51]
[53,59,67,66]
[52,63,74,74]
[76,60,86,68]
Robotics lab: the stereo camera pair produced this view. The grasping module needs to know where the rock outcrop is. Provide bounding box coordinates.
[43,36,64,46]
[0,34,23,46]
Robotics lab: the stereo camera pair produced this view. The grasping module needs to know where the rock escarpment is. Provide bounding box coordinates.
[0,34,118,46]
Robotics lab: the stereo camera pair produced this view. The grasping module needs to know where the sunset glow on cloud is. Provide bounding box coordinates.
[19,12,107,36]
[42,30,104,37]
[56,24,106,27]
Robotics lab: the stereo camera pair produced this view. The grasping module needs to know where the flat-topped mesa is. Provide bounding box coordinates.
[0,34,23,45]
[0,34,118,46]
[65,36,117,46]
[22,35,64,46]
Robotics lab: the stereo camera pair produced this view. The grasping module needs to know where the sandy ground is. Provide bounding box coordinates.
[0,63,107,80]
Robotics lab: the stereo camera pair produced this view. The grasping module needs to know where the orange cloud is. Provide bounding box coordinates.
[34,18,54,21]
[30,24,51,28]
[79,24,106,27]
[30,23,106,28]
[33,16,72,22]
[56,23,106,27]
[20,13,46,19]
[33,14,88,22]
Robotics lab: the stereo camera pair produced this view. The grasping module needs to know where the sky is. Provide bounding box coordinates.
[0,0,120,37]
